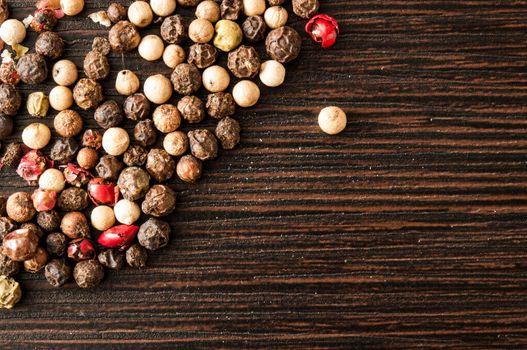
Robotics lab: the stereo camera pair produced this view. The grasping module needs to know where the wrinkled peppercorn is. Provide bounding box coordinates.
[98,249,124,270]
[35,31,65,59]
[37,210,61,231]
[123,145,148,167]
[188,129,218,161]
[221,0,243,20]
[92,36,111,56]
[292,0,319,19]
[96,155,123,181]
[73,78,104,110]
[2,228,39,261]
[20,223,43,239]
[146,149,176,182]
[228,45,261,78]
[31,8,57,32]
[176,154,202,183]
[153,104,181,133]
[82,129,103,149]
[137,218,170,251]
[242,16,266,42]
[141,184,176,217]
[45,259,71,287]
[0,275,21,309]
[124,93,150,121]
[0,142,22,168]
[50,138,79,164]
[74,259,104,288]
[57,187,89,211]
[118,167,150,201]
[94,100,123,129]
[161,15,187,44]
[126,244,148,268]
[0,217,16,242]
[0,252,19,276]
[84,51,110,80]
[0,84,21,116]
[16,53,48,85]
[177,95,205,124]
[6,192,36,223]
[107,3,126,23]
[0,115,13,140]
[24,247,48,273]
[215,116,241,149]
[109,20,141,53]
[188,43,218,69]
[0,62,20,85]
[171,63,202,95]
[266,26,302,64]
[134,119,157,147]
[46,232,67,256]
[206,92,235,119]
[60,211,90,239]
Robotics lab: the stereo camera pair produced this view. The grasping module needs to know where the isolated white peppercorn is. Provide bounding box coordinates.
[243,0,266,16]
[0,19,26,45]
[39,168,65,192]
[150,0,177,17]
[90,205,115,231]
[259,60,285,87]
[202,65,230,92]
[128,1,153,28]
[52,60,78,86]
[49,86,73,111]
[264,6,288,29]
[114,199,140,225]
[102,127,130,156]
[318,106,347,135]
[143,74,172,104]
[189,19,215,43]
[195,1,220,23]
[232,80,260,107]
[163,44,186,69]
[116,70,140,96]
[138,35,164,62]
[22,123,51,150]
[60,0,85,16]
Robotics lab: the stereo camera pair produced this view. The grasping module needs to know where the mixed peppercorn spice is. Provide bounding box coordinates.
[0,0,342,308]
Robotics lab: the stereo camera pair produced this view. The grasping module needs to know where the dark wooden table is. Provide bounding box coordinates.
[1,1,527,349]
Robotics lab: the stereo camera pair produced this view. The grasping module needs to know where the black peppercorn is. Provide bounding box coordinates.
[221,0,243,20]
[146,148,176,182]
[177,95,205,124]
[74,259,104,288]
[0,216,16,241]
[161,15,187,44]
[292,0,319,19]
[266,26,302,64]
[137,218,170,251]
[0,252,20,277]
[96,155,123,181]
[98,249,125,270]
[118,167,151,201]
[60,211,90,239]
[188,129,218,161]
[188,43,218,69]
[109,20,141,53]
[57,187,89,211]
[37,210,61,231]
[134,119,157,147]
[73,78,104,110]
[45,259,72,287]
[124,93,150,121]
[242,16,266,43]
[215,116,241,149]
[228,45,261,78]
[171,63,202,96]
[123,145,148,167]
[141,184,176,217]
[50,138,79,164]
[84,50,110,80]
[0,84,21,116]
[16,53,48,85]
[206,92,235,119]
[92,37,111,56]
[45,232,67,256]
[126,243,148,268]
[107,3,126,23]
[94,100,123,129]
[0,114,13,140]
[176,155,202,183]
[0,142,22,168]
[35,31,65,59]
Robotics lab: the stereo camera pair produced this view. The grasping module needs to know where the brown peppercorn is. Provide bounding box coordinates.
[37,210,61,231]
[153,104,181,133]
[171,63,202,96]
[92,37,111,56]
[177,95,205,123]
[0,115,13,140]
[98,249,124,270]
[0,217,16,242]
[6,192,35,223]
[96,155,123,181]
[126,243,148,268]
[142,185,176,217]
[44,258,72,287]
[118,167,150,201]
[60,211,90,239]
[215,116,241,149]
[0,62,20,85]
[206,92,235,119]
[57,188,89,212]
[107,3,127,23]
[82,129,103,149]
[266,26,302,64]
[0,84,21,116]
[146,149,176,182]
[123,93,150,121]
[50,138,79,164]
[94,100,123,129]
[137,218,170,251]
[73,78,104,110]
[0,252,20,276]
[188,43,218,69]
[109,20,141,53]
[54,109,83,137]
[23,247,48,273]
[1,228,39,261]
[77,147,99,169]
[161,15,187,44]
[188,129,218,161]
[176,154,202,183]
[35,31,65,59]
[20,223,43,239]
[292,0,319,19]
[84,50,110,80]
[46,232,67,256]
[221,0,243,20]
[74,259,104,288]
[0,142,22,168]
[242,15,266,42]
[16,53,48,85]
[123,145,148,167]
[134,119,157,147]
[228,45,261,78]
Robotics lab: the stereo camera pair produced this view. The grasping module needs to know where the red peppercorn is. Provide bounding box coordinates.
[67,239,96,261]
[87,178,119,206]
[16,150,52,185]
[31,188,57,212]
[305,14,339,49]
[63,163,92,187]
[98,224,139,250]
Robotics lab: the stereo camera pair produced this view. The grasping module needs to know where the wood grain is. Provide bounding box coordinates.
[1,0,527,349]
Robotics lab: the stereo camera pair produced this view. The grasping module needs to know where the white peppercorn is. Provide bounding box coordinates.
[102,127,130,156]
[150,0,177,16]
[90,205,115,231]
[318,106,347,135]
[116,70,140,96]
[243,0,266,16]
[202,65,230,92]
[232,80,260,107]
[196,1,221,23]
[22,123,51,150]
[163,131,188,156]
[138,35,164,62]
[52,60,78,86]
[153,104,181,133]
[163,44,186,69]
[0,19,26,45]
[259,60,286,87]
[128,1,153,28]
[143,74,172,104]
[49,86,73,111]
[39,168,65,192]
[189,18,215,43]
[264,6,288,29]
[114,199,140,225]
[60,0,85,16]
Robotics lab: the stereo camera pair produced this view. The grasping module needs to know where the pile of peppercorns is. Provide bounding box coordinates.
[0,0,340,308]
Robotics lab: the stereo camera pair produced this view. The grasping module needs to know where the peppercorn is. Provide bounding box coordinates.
[0,19,26,46]
[49,86,74,111]
[60,211,90,240]
[189,18,215,43]
[228,45,261,78]
[57,188,89,212]
[138,35,164,62]
[151,0,176,16]
[94,100,123,129]
[128,1,153,28]
[259,59,286,87]
[6,192,35,223]
[96,155,123,181]
[163,44,186,69]
[146,148,176,182]
[73,78,104,110]
[144,74,172,104]
[37,210,61,232]
[141,184,176,217]
[0,114,13,139]
[292,0,319,19]
[77,147,99,169]
[176,154,202,183]
[242,15,266,43]
[88,178,119,207]
[134,119,157,147]
[216,116,241,149]
[84,50,110,80]
[266,26,302,64]
[0,142,22,168]
[123,145,148,167]
[26,92,49,118]
[123,93,150,121]
[188,129,219,161]
[82,129,103,150]
[92,37,111,57]
[0,217,16,242]
[31,188,57,212]
[171,63,202,95]
[45,232,67,256]
[118,167,150,201]
[39,169,65,193]
[16,53,48,85]
[153,104,181,133]
[0,61,20,85]
[0,84,21,115]
[67,238,96,261]
[16,150,48,185]
[35,31,64,59]
[90,205,115,231]
[74,259,104,288]
[50,138,79,164]
[2,228,39,261]
[176,95,204,124]
[44,258,72,287]
[98,249,124,270]
[232,80,260,107]
[164,131,188,156]
[109,20,141,53]
[0,252,19,277]
[115,70,140,96]
[137,218,170,251]
[0,0,8,24]
[53,60,78,86]
[61,0,85,16]
[264,6,288,29]
[126,243,148,268]
[160,15,187,44]
[220,0,243,20]
[318,106,347,135]
[305,14,340,49]
[102,127,130,156]
[24,247,48,273]
[54,110,83,138]
[22,122,51,150]
[114,199,140,225]
[107,3,126,23]
[202,65,230,92]
[206,92,235,119]
[188,43,217,69]
[0,276,21,309]
[214,19,243,52]
[20,223,43,239]
[196,1,220,22]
